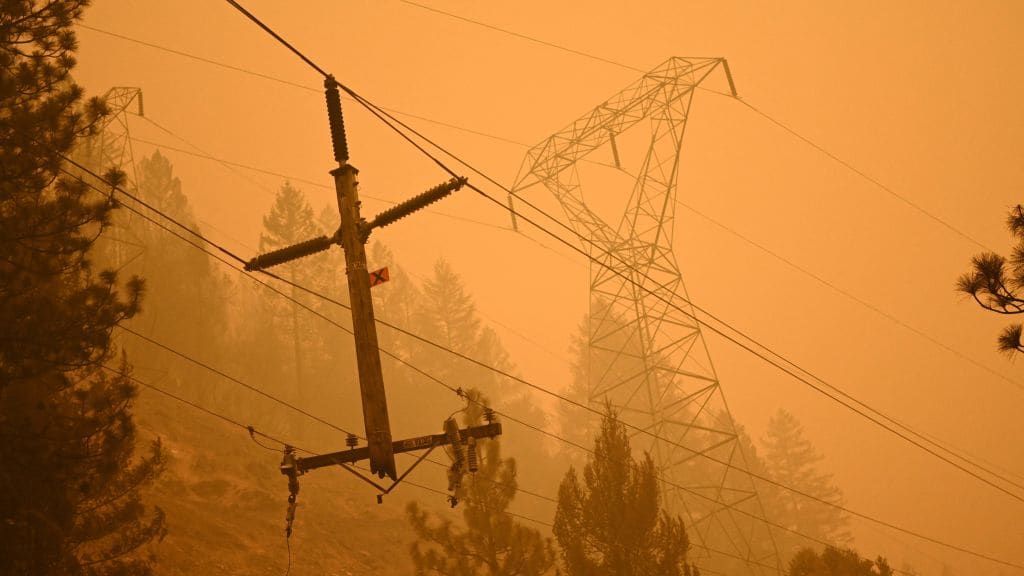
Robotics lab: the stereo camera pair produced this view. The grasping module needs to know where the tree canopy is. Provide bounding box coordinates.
[553,406,698,576]
[761,409,850,558]
[957,204,1024,354]
[1,1,165,573]
[406,392,555,576]
[788,546,893,576]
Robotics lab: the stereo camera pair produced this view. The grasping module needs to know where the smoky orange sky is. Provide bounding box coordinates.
[74,1,1024,574]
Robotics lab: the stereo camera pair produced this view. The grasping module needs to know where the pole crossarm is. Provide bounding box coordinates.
[285,423,502,474]
[244,176,468,272]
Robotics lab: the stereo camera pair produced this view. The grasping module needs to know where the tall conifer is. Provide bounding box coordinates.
[1,2,165,573]
[553,407,698,576]
[761,409,850,557]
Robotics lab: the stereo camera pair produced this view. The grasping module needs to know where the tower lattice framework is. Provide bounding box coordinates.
[72,87,145,268]
[76,87,144,186]
[511,57,780,575]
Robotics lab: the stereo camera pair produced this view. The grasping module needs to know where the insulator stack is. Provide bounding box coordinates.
[443,418,464,469]
[466,437,478,473]
[608,130,621,169]
[483,407,496,424]
[346,433,359,449]
[324,76,349,163]
[507,193,519,232]
[244,235,334,271]
[367,177,468,231]
[446,467,461,494]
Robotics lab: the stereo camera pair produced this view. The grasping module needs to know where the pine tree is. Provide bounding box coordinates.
[561,297,664,465]
[128,151,223,338]
[553,406,698,576]
[411,259,554,512]
[94,150,232,408]
[400,258,499,433]
[257,182,322,402]
[421,258,483,354]
[1,2,165,573]
[406,391,555,576]
[761,410,850,558]
[957,205,1024,354]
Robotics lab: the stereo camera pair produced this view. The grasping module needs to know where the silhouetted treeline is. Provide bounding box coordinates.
[1,2,164,573]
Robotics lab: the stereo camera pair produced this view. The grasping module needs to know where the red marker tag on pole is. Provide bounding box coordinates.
[369,266,390,287]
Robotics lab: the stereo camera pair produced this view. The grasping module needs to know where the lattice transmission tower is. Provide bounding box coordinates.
[72,87,145,268]
[76,87,144,186]
[510,57,780,575]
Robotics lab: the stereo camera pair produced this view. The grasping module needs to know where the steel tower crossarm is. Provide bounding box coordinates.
[511,57,730,244]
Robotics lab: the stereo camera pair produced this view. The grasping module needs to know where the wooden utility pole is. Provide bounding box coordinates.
[245,77,500,521]
[328,85,395,480]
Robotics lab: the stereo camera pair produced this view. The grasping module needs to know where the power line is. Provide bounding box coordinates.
[116,316,781,571]
[114,363,773,574]
[80,20,1000,378]
[119,359,785,575]
[74,21,672,261]
[127,115,514,233]
[62,162,562,506]
[134,114,276,196]
[78,23,316,92]
[61,157,249,265]
[120,316,561,505]
[64,161,1024,571]
[64,162,821,570]
[71,10,1024,558]
[119,324,358,437]
[269,71,1024,564]
[77,7,1024,562]
[82,9,1022,456]
[103,222,558,506]
[223,0,328,77]
[393,0,991,252]
[111,361,548,555]
[320,79,1024,504]
[733,99,990,251]
[100,363,292,450]
[397,0,645,73]
[89,16,1024,462]
[77,23,529,148]
[506,163,1024,501]
[402,266,573,368]
[128,115,583,260]
[374,28,1007,498]
[674,201,1024,486]
[675,199,1023,394]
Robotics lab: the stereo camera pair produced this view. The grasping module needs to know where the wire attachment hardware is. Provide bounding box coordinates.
[280,446,301,538]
